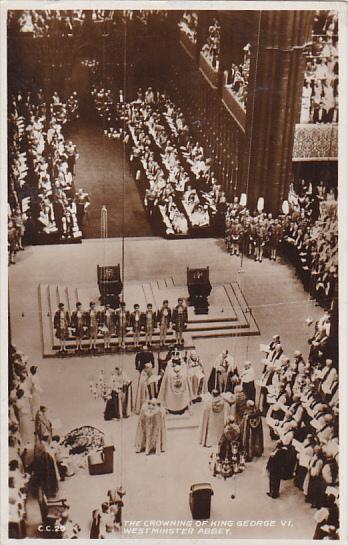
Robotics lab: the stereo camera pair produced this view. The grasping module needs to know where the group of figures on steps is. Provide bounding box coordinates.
[88,345,262,466]
[53,298,188,354]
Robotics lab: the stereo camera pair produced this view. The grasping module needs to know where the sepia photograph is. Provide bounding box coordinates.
[1,2,347,542]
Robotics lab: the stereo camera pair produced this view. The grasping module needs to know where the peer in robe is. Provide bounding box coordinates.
[240,361,256,401]
[187,351,206,402]
[240,400,264,461]
[207,350,239,393]
[104,367,132,419]
[33,436,60,497]
[135,399,166,455]
[135,362,160,414]
[34,406,52,443]
[158,352,192,414]
[200,390,226,447]
[218,418,242,461]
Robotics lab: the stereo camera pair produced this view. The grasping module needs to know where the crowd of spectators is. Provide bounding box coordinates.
[300,11,339,124]
[8,88,83,264]
[8,10,118,37]
[201,18,221,70]
[224,179,337,310]
[261,322,339,539]
[92,86,227,237]
[223,43,251,111]
[178,11,198,44]
[8,10,169,37]
[8,346,80,538]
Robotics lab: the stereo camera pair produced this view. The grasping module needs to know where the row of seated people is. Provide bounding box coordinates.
[8,9,168,37]
[224,180,337,308]
[178,11,198,44]
[223,43,251,111]
[260,324,339,539]
[8,9,121,37]
[300,12,338,124]
[92,86,226,236]
[285,180,337,308]
[53,298,189,354]
[201,18,221,70]
[8,89,82,259]
[8,346,80,538]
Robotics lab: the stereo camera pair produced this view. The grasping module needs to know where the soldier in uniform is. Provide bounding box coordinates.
[130,304,143,349]
[70,301,85,352]
[230,218,243,256]
[143,303,156,346]
[53,302,70,354]
[242,215,252,257]
[86,301,99,352]
[172,298,188,346]
[100,303,116,351]
[116,302,129,350]
[269,218,283,261]
[157,300,172,347]
[255,217,268,262]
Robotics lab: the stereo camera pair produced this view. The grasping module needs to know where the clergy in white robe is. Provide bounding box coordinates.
[158,356,192,414]
[199,390,226,447]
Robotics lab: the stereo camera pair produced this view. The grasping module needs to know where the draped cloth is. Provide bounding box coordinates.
[199,395,226,447]
[158,361,192,414]
[241,408,264,461]
[135,403,167,455]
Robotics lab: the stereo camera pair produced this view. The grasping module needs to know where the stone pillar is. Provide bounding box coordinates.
[242,10,313,214]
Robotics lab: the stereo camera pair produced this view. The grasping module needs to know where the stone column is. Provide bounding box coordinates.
[242,10,313,214]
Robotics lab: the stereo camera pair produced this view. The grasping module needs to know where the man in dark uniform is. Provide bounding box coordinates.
[129,304,143,349]
[266,440,288,498]
[157,300,172,347]
[172,298,188,346]
[70,301,85,352]
[116,302,129,350]
[143,303,156,346]
[53,302,70,354]
[135,344,155,373]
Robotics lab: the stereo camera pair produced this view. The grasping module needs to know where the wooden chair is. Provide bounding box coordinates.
[37,487,69,538]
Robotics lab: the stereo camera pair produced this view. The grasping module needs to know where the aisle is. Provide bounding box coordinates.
[67,121,153,239]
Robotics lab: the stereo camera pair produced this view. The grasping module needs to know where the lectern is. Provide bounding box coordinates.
[187,267,212,314]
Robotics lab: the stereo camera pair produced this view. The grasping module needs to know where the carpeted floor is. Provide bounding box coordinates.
[66,121,153,239]
[9,238,325,539]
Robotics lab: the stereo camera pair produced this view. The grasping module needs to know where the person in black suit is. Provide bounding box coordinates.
[266,440,288,498]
